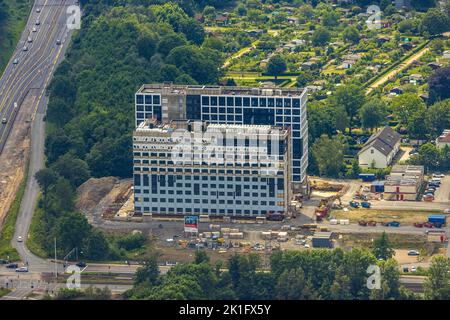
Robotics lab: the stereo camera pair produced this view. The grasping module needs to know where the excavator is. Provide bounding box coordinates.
[315,195,342,221]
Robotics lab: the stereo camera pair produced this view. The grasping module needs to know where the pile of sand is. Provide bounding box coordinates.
[76,177,119,213]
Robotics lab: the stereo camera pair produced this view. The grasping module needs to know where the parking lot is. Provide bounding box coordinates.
[433,174,450,203]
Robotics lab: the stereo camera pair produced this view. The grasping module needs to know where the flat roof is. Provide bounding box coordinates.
[137,83,306,97]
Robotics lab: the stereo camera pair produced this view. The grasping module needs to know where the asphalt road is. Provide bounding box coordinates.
[0,0,73,153]
[0,0,74,274]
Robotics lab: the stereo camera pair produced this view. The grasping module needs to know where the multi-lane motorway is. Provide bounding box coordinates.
[0,0,73,153]
[0,0,76,296]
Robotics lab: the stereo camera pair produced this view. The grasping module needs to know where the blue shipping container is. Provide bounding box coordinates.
[359,174,376,182]
[428,215,447,224]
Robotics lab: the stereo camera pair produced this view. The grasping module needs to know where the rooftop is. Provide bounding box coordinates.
[358,126,401,157]
[137,83,306,97]
[437,129,450,143]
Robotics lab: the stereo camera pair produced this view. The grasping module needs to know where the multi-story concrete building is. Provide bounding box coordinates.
[384,165,424,201]
[135,84,308,191]
[133,119,291,217]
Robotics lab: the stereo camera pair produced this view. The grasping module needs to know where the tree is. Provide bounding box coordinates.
[51,177,75,212]
[372,232,394,261]
[322,10,340,27]
[426,99,450,137]
[135,257,160,286]
[35,168,58,208]
[410,143,443,171]
[351,158,361,178]
[342,26,359,44]
[331,85,365,133]
[55,212,91,255]
[276,268,314,300]
[157,33,187,56]
[312,134,347,177]
[137,35,157,60]
[51,153,90,187]
[428,67,450,104]
[311,27,331,46]
[359,99,386,131]
[424,256,450,300]
[330,267,351,300]
[82,230,109,260]
[266,55,287,79]
[390,93,426,127]
[420,8,450,36]
[194,250,210,264]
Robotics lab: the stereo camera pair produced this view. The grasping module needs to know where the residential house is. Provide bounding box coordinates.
[442,50,450,59]
[409,74,424,85]
[390,87,404,95]
[428,62,442,70]
[287,17,299,25]
[436,130,450,149]
[358,126,401,169]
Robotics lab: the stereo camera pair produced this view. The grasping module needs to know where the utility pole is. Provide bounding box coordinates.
[54,238,57,280]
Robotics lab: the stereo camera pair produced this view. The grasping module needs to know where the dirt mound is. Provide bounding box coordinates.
[76,177,119,213]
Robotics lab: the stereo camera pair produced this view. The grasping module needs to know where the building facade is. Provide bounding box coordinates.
[358,126,401,169]
[436,129,450,149]
[135,84,308,191]
[133,119,291,217]
[384,165,424,201]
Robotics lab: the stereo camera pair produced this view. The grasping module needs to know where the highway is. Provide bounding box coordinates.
[0,0,73,153]
[0,0,75,280]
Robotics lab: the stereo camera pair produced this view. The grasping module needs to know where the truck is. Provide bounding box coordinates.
[428,215,446,227]
[315,206,328,221]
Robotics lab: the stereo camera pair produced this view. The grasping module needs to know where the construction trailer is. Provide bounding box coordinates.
[312,232,333,248]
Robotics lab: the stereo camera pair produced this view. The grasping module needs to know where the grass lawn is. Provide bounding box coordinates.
[0,168,28,261]
[0,0,32,73]
[26,202,49,258]
[331,208,441,225]
[0,288,11,298]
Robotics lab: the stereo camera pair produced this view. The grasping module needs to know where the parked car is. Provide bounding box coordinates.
[349,201,360,208]
[414,222,424,228]
[367,221,377,226]
[423,222,434,228]
[6,263,18,269]
[36,8,41,13]
[1,118,6,124]
[408,250,420,256]
[444,208,450,214]
[358,220,367,226]
[361,201,371,208]
[386,221,400,227]
[433,174,445,178]
[410,266,417,272]
[32,27,37,32]
[13,58,18,64]
[15,266,28,273]
[0,259,9,264]
[76,261,86,268]
[22,46,28,51]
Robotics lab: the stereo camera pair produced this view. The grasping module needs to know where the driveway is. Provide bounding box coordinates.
[434,175,450,204]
